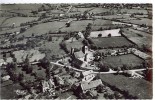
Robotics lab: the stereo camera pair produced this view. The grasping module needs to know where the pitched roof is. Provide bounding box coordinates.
[72,58,84,67]
[82,70,93,76]
[81,79,102,91]
[73,51,85,58]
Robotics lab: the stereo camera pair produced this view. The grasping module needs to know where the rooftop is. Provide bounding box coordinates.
[73,51,85,58]
[81,79,102,91]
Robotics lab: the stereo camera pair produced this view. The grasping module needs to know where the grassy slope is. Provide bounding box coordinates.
[99,74,152,99]
[103,54,144,69]
[1,17,38,27]
[92,36,134,48]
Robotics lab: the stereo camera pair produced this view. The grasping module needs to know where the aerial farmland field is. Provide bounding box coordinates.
[17,21,66,37]
[60,19,112,32]
[0,17,39,27]
[122,28,152,48]
[122,18,152,26]
[40,37,65,56]
[103,54,145,69]
[92,36,134,48]
[120,9,148,14]
[99,74,152,99]
[1,4,43,10]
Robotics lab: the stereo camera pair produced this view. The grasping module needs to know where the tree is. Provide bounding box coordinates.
[66,22,70,27]
[20,27,26,33]
[12,56,17,63]
[114,91,123,99]
[97,84,105,93]
[23,55,32,73]
[26,67,33,74]
[39,56,50,69]
[85,23,92,38]
[121,64,128,70]
[108,33,111,37]
[10,72,19,83]
[32,33,35,37]
[31,71,37,77]
[64,34,69,40]
[18,73,24,81]
[41,13,47,18]
[98,62,110,72]
[142,61,148,68]
[82,39,89,46]
[46,67,51,80]
[48,35,52,41]
[98,33,102,37]
[90,44,97,50]
[98,27,103,31]
[59,42,69,53]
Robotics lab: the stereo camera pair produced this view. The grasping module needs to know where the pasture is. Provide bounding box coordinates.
[99,74,152,99]
[60,19,112,32]
[103,54,144,69]
[0,17,38,27]
[122,18,152,26]
[39,37,66,60]
[1,82,23,99]
[18,21,66,37]
[92,36,134,48]
[1,4,42,10]
[65,39,84,51]
[122,28,152,48]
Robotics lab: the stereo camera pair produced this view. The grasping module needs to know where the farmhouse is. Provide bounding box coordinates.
[82,70,95,82]
[89,29,121,38]
[80,79,102,93]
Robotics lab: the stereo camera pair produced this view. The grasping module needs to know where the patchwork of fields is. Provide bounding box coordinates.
[0,4,152,99]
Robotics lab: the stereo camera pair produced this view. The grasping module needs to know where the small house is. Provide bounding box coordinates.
[73,50,85,59]
[82,70,95,82]
[81,79,103,93]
